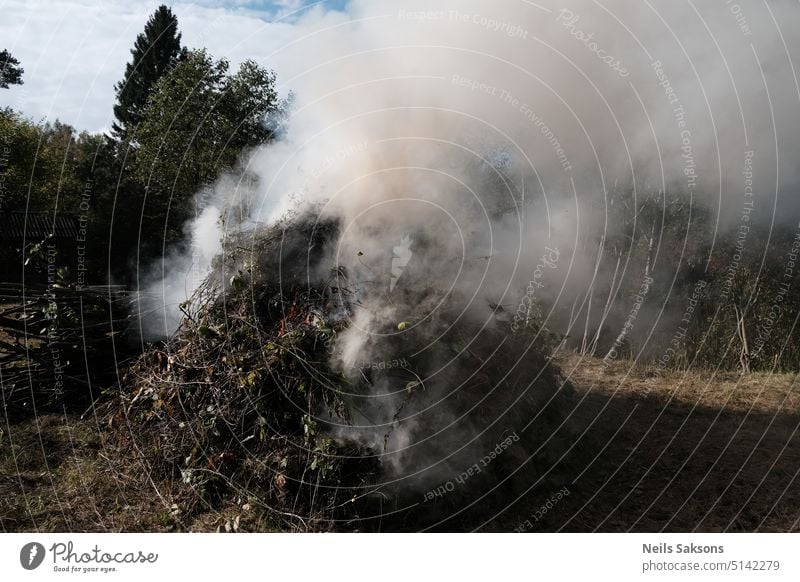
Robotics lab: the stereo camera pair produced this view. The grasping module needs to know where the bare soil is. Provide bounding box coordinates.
[510,352,800,532]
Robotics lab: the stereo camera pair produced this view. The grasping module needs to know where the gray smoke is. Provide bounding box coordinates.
[143,0,800,491]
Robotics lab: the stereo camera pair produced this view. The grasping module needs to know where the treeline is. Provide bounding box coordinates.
[0,5,286,284]
[535,189,800,373]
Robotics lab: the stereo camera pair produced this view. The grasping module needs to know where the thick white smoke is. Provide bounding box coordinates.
[145,0,800,331]
[142,1,800,475]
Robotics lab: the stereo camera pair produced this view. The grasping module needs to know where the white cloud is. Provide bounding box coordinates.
[0,0,333,133]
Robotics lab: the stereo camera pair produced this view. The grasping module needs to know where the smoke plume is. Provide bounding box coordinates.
[142,0,800,517]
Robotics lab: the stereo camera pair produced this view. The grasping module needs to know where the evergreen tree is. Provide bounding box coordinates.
[0,50,23,88]
[112,5,184,139]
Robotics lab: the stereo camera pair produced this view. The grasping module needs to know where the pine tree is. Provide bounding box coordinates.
[112,5,184,139]
[0,50,23,88]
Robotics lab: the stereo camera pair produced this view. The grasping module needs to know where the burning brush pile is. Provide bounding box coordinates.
[106,209,576,532]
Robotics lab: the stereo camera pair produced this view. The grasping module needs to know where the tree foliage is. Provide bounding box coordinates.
[112,5,185,139]
[0,109,91,211]
[0,49,23,88]
[130,49,280,245]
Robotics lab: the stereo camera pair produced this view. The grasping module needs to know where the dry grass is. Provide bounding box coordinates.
[1,414,163,531]
[0,413,286,532]
[562,352,800,413]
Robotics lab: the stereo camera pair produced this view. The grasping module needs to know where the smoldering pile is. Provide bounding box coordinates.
[105,216,377,531]
[105,205,577,531]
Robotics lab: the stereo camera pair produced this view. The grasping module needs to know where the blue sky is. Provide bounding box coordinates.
[189,0,349,17]
[227,0,349,11]
[0,0,350,132]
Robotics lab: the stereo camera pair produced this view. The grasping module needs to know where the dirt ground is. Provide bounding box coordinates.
[2,352,799,532]
[500,352,800,532]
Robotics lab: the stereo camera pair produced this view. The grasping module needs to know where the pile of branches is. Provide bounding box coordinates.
[106,219,379,531]
[106,215,577,531]
[0,282,139,419]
